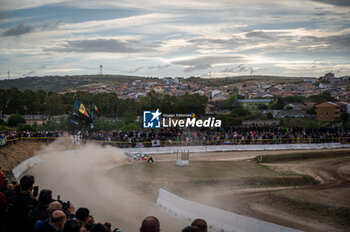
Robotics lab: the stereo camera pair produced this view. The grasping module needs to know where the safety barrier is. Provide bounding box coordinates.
[157,189,302,232]
[122,143,350,155]
[12,154,45,180]
[2,136,350,148]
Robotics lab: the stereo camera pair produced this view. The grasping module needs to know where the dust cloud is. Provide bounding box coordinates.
[25,142,187,231]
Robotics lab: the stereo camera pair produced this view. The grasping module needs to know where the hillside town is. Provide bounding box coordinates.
[84,73,349,101]
[74,73,350,123]
[0,73,349,130]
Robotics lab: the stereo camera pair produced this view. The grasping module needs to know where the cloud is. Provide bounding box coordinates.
[148,64,170,70]
[0,0,65,11]
[245,31,273,40]
[222,64,263,74]
[41,20,63,31]
[188,37,238,46]
[172,55,245,72]
[222,64,250,73]
[311,0,350,7]
[0,12,6,19]
[129,64,170,73]
[304,33,350,49]
[46,39,160,53]
[129,67,144,73]
[2,21,35,36]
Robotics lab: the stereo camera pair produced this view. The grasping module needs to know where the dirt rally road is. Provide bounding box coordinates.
[153,148,350,232]
[24,145,350,232]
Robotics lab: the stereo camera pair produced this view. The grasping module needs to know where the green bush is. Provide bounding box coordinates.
[121,122,140,131]
[7,114,26,127]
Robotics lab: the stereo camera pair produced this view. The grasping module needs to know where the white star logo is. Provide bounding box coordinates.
[151,109,161,121]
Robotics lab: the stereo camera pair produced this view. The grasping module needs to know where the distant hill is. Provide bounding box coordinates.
[0,74,309,92]
[185,75,307,87]
[0,75,144,92]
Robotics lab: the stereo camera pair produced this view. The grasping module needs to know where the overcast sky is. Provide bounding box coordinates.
[0,0,349,79]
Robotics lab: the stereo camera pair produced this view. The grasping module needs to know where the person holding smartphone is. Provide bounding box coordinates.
[27,189,53,231]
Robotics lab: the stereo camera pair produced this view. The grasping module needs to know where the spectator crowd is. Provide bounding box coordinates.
[0,171,208,232]
[2,126,350,148]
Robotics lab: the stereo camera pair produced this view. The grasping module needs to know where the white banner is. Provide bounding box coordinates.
[151,139,160,147]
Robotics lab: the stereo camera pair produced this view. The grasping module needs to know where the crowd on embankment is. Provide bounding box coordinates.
[1,126,350,148]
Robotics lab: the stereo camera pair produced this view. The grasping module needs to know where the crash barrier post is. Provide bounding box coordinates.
[176,150,189,166]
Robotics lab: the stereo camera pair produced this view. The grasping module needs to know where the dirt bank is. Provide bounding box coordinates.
[0,139,77,178]
[0,141,44,178]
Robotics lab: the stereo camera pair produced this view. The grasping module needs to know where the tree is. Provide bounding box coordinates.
[224,94,238,109]
[46,92,65,116]
[272,97,285,110]
[33,90,47,114]
[309,92,336,104]
[121,122,140,131]
[177,93,207,116]
[267,112,273,119]
[341,112,349,123]
[258,104,268,110]
[3,87,25,114]
[7,114,26,127]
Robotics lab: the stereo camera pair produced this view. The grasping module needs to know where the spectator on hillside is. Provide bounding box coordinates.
[191,218,207,232]
[34,200,62,231]
[182,226,201,232]
[36,210,66,232]
[27,189,53,231]
[140,216,160,232]
[7,174,38,232]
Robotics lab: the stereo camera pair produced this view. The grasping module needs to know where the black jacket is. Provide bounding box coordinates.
[27,204,49,232]
[7,191,38,232]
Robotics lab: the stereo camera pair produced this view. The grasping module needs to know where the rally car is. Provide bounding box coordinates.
[129,152,154,163]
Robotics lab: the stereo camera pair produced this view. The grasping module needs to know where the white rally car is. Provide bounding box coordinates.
[129,152,154,163]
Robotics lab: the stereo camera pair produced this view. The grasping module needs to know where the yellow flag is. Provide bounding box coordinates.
[79,104,89,118]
